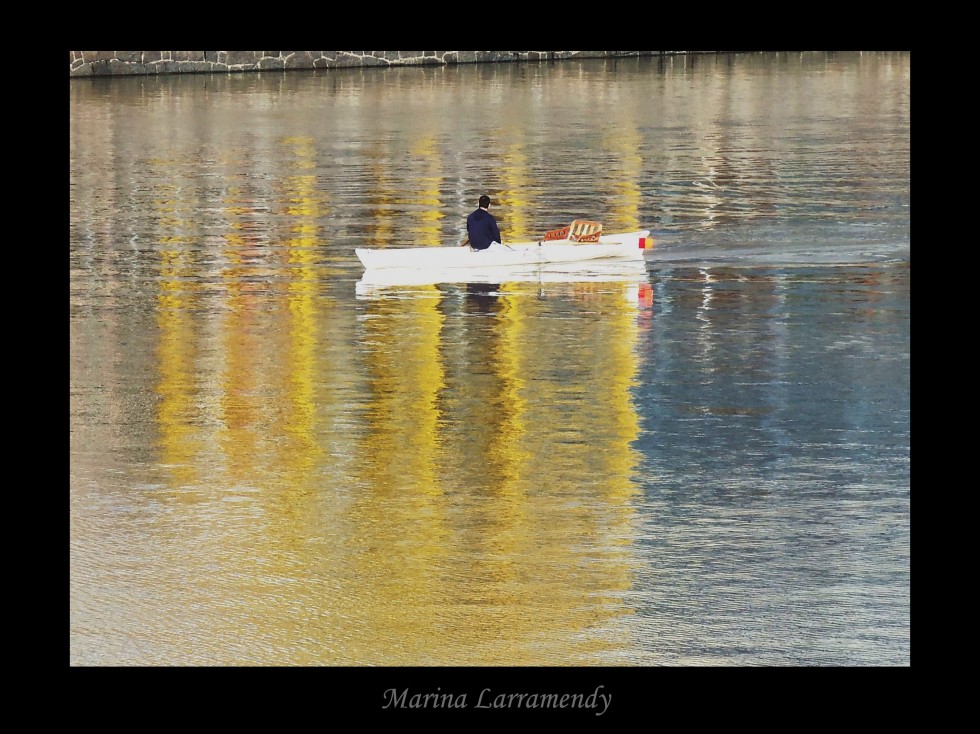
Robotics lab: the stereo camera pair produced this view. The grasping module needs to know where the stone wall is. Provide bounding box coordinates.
[69,50,701,77]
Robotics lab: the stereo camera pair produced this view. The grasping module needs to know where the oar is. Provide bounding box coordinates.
[459,237,515,251]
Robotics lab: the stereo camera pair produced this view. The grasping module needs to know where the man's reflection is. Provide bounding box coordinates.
[464,282,501,313]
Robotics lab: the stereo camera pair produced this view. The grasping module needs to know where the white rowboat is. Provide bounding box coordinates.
[355,230,654,271]
[355,259,649,293]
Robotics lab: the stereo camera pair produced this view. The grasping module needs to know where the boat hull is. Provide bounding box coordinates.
[355,230,651,270]
[355,258,648,292]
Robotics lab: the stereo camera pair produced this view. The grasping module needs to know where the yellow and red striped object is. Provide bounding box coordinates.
[638,236,655,249]
[543,219,603,243]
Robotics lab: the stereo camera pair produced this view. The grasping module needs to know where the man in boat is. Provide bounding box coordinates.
[463,195,502,250]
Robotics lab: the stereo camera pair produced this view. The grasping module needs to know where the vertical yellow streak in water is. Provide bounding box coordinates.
[154,175,202,490]
[400,134,445,497]
[355,292,448,663]
[411,136,445,240]
[368,138,395,246]
[497,135,532,240]
[494,296,531,485]
[600,117,644,497]
[362,298,445,494]
[277,136,325,480]
[494,131,533,474]
[469,130,534,637]
[210,180,276,487]
[155,240,200,489]
[348,133,451,663]
[603,122,644,233]
[483,291,532,595]
[604,298,642,494]
[597,268,644,663]
[589,120,645,634]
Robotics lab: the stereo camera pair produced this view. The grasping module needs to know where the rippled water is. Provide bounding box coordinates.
[70,51,909,666]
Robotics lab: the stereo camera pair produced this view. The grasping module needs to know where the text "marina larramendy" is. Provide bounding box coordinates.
[382,686,612,716]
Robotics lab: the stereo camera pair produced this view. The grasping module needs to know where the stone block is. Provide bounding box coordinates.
[88,60,112,75]
[225,51,262,65]
[285,53,316,69]
[256,57,285,70]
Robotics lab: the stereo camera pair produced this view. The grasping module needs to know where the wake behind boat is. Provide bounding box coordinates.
[355,220,654,271]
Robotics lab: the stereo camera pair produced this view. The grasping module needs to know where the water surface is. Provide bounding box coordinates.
[70,51,910,666]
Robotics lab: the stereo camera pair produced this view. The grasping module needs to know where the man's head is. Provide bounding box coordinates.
[479,195,491,209]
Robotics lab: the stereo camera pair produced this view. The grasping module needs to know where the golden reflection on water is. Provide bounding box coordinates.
[350,277,642,665]
[82,63,659,665]
[155,174,204,492]
[149,137,346,663]
[153,271,644,664]
[278,135,325,476]
[498,132,533,240]
[141,132,647,666]
[602,120,644,233]
[356,285,450,664]
[410,135,446,234]
[72,53,910,666]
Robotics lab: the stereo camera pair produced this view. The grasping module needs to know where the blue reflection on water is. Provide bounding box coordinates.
[626,257,908,665]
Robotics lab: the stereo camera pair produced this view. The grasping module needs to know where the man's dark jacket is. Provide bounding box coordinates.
[466,208,501,250]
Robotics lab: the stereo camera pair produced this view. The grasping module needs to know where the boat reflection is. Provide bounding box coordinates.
[464,281,502,312]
